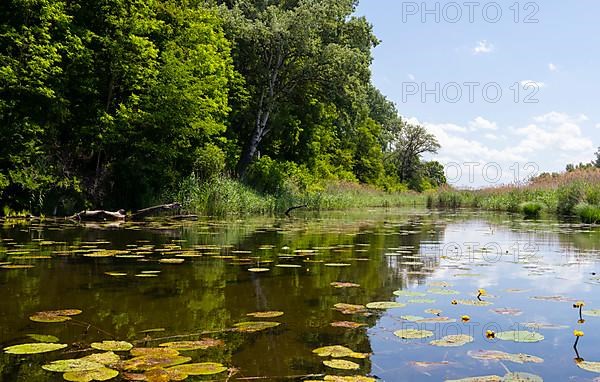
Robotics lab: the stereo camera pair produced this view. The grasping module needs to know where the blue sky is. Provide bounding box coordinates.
[356,1,600,186]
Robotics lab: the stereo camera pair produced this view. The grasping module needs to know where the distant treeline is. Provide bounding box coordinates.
[0,0,444,215]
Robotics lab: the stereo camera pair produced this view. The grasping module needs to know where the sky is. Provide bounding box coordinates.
[355,1,600,187]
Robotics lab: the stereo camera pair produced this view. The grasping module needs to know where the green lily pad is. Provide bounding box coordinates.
[393,290,426,297]
[455,300,492,307]
[168,362,228,375]
[130,348,180,357]
[365,301,405,309]
[82,352,120,366]
[330,282,360,288]
[425,309,443,315]
[393,329,434,339]
[159,338,223,351]
[323,376,376,382]
[324,263,352,267]
[427,288,460,295]
[26,334,59,343]
[430,335,473,347]
[520,322,569,330]
[330,321,366,329]
[417,317,456,323]
[63,367,119,382]
[246,311,284,318]
[408,298,436,304]
[29,309,81,323]
[577,360,600,373]
[234,321,281,333]
[582,309,600,317]
[445,376,502,382]
[248,268,270,272]
[334,303,367,315]
[502,372,543,382]
[401,315,424,322]
[91,341,133,352]
[323,359,360,370]
[468,350,543,364]
[142,367,187,381]
[122,355,192,371]
[312,345,367,359]
[495,331,544,343]
[490,308,522,316]
[275,264,302,268]
[104,272,127,277]
[4,342,67,355]
[43,359,105,372]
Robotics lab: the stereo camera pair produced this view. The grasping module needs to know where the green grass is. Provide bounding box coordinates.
[173,176,426,216]
[520,202,544,219]
[574,203,600,223]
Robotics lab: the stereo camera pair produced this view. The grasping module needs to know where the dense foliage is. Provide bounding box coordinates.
[0,0,443,215]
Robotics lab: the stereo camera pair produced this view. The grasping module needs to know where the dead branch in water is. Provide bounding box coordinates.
[70,203,181,222]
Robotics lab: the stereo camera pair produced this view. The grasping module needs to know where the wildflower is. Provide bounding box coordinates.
[574,330,585,337]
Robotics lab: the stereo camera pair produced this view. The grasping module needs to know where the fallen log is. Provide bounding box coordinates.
[284,204,308,217]
[71,203,181,222]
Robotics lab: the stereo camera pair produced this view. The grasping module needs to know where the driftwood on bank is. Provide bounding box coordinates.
[71,203,181,222]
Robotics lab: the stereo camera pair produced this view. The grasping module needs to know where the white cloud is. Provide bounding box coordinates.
[469,116,497,131]
[548,63,558,72]
[520,80,546,89]
[473,40,494,54]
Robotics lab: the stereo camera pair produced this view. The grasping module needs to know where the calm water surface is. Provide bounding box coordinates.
[1,209,600,381]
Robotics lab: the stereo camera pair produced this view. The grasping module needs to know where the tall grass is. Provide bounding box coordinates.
[173,176,426,216]
[427,168,600,222]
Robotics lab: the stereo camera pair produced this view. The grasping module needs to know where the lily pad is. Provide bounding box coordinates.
[490,308,522,316]
[468,350,543,364]
[330,321,366,329]
[425,309,443,315]
[582,309,600,317]
[495,331,544,343]
[455,300,492,307]
[5,342,67,355]
[330,282,360,288]
[323,376,376,382]
[168,362,227,375]
[502,372,543,382]
[393,290,426,297]
[159,339,223,351]
[130,348,180,357]
[248,268,270,273]
[427,288,460,295]
[417,316,456,323]
[408,299,436,304]
[323,359,360,370]
[276,264,302,268]
[430,335,473,347]
[26,334,59,343]
[394,329,434,339]
[313,345,368,359]
[365,301,405,309]
[234,321,280,333]
[30,309,82,323]
[141,367,187,381]
[63,367,119,382]
[43,359,105,372]
[91,341,133,352]
[401,315,424,322]
[83,352,121,366]
[122,355,192,371]
[577,360,600,373]
[334,303,367,315]
[445,376,502,382]
[520,322,569,330]
[246,311,284,318]
[324,263,352,267]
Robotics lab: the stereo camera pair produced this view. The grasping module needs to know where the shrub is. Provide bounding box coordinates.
[194,144,226,180]
[575,203,600,224]
[520,202,544,219]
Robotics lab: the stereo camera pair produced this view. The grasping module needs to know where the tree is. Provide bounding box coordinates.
[594,147,600,168]
[219,0,377,177]
[390,123,440,183]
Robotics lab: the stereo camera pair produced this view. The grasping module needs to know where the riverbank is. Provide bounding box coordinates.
[427,168,600,222]
[173,176,426,216]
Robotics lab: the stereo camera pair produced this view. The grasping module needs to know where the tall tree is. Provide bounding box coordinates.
[390,123,440,183]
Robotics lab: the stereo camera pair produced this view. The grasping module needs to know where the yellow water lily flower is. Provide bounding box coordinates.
[574,330,585,337]
[477,289,487,296]
[451,300,458,305]
[486,330,495,339]
[461,315,471,322]
[573,301,585,308]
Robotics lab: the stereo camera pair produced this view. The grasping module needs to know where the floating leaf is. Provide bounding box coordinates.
[248,268,270,273]
[445,376,502,382]
[502,372,543,382]
[122,355,192,371]
[577,360,600,373]
[408,299,436,304]
[468,350,543,364]
[521,322,569,330]
[401,315,424,322]
[168,362,227,375]
[330,282,360,288]
[275,264,302,268]
[1,264,34,269]
[495,331,544,343]
[393,290,426,297]
[105,272,127,277]
[159,258,184,264]
[246,311,284,318]
[394,329,434,339]
[91,341,133,352]
[130,348,180,357]
[4,342,67,355]
[324,263,351,267]
[430,335,473,347]
[63,367,119,382]
[323,376,376,382]
[313,346,367,359]
[43,359,105,372]
[417,317,456,323]
[427,288,460,295]
[583,310,600,317]
[30,309,82,323]
[334,303,367,315]
[490,308,522,316]
[234,321,280,333]
[425,309,443,315]
[365,301,405,309]
[142,367,187,381]
[455,300,492,307]
[83,352,120,366]
[159,339,223,351]
[26,334,59,343]
[323,359,360,370]
[330,321,366,329]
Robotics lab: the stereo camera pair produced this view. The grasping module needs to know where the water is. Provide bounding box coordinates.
[1,209,600,381]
